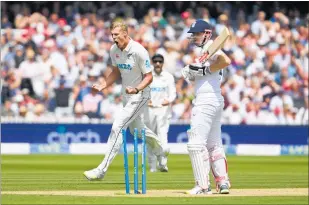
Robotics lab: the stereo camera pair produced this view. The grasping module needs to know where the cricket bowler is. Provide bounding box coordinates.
[83,19,168,180]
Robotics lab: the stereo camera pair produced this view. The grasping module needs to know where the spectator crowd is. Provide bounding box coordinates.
[1,2,308,125]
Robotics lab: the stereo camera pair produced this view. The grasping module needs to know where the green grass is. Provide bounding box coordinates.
[2,195,308,204]
[1,155,308,204]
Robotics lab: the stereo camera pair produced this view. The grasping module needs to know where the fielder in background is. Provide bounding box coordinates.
[182,19,232,195]
[83,19,168,181]
[144,54,176,172]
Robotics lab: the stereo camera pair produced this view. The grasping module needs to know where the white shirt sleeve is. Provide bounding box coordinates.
[137,48,152,74]
[110,45,117,67]
[167,74,176,103]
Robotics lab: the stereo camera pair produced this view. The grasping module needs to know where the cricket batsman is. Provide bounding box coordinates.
[181,19,232,194]
[83,19,168,180]
[144,54,176,172]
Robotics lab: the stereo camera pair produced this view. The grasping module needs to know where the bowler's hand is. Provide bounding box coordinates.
[125,86,138,94]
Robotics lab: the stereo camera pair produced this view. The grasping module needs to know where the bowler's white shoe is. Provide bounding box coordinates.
[186,185,212,195]
[83,168,105,181]
[158,165,168,172]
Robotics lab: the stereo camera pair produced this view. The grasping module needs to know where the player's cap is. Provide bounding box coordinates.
[187,19,212,33]
[152,53,164,62]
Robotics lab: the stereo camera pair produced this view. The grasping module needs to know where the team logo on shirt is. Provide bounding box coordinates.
[127,53,133,58]
[145,60,151,69]
[117,63,132,71]
[116,54,120,58]
[151,87,166,92]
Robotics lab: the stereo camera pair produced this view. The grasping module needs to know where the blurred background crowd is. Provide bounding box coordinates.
[1,1,308,125]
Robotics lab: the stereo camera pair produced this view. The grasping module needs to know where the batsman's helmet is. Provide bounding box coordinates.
[187,19,212,33]
[187,19,213,47]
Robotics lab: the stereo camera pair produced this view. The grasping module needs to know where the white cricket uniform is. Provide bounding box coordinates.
[144,70,176,169]
[97,39,165,172]
[187,40,230,189]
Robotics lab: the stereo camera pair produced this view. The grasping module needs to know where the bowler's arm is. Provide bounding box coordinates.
[135,72,153,92]
[94,45,122,91]
[92,66,121,92]
[136,49,154,92]
[105,66,121,87]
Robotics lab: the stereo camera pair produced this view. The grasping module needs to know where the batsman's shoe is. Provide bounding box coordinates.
[83,168,105,181]
[186,185,212,195]
[219,184,230,194]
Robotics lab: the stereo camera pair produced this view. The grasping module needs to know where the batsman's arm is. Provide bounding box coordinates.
[208,51,231,73]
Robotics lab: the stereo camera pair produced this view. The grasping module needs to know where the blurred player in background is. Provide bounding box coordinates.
[83,19,168,180]
[182,19,231,195]
[144,54,176,172]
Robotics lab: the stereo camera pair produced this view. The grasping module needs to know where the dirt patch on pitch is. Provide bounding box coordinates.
[2,188,308,197]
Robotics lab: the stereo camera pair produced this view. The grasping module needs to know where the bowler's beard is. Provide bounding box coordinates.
[154,67,162,75]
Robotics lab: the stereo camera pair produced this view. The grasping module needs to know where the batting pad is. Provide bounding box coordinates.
[187,130,210,189]
[209,146,230,187]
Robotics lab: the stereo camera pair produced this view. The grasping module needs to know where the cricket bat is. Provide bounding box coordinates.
[198,27,231,64]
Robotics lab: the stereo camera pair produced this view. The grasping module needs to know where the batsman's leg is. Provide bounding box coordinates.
[186,129,211,194]
[207,102,230,194]
[186,105,216,195]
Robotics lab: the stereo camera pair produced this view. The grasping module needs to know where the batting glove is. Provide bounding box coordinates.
[189,62,211,76]
[181,65,196,81]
